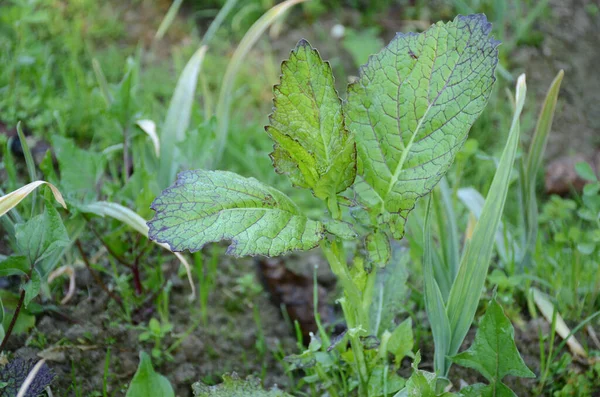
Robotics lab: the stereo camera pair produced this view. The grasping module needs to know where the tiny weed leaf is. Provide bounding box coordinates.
[387,318,414,367]
[345,14,499,238]
[267,40,356,213]
[15,204,69,267]
[192,373,292,396]
[148,170,324,257]
[402,352,454,396]
[126,352,174,397]
[575,161,597,182]
[450,298,535,393]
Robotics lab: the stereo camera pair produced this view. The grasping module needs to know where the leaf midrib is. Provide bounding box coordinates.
[382,25,472,212]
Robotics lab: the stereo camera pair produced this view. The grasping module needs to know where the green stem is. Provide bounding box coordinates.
[321,238,370,393]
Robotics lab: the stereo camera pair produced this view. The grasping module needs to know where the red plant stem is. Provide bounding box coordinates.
[0,288,25,351]
[132,262,143,295]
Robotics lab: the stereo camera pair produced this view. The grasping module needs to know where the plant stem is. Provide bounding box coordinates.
[0,288,25,351]
[321,238,369,394]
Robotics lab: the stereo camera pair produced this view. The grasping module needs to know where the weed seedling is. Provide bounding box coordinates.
[149,14,534,395]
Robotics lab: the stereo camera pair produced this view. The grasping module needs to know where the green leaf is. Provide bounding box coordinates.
[23,268,42,307]
[193,373,291,396]
[367,365,406,396]
[323,219,357,240]
[148,170,324,257]
[575,161,597,182]
[369,247,409,335]
[158,45,208,188]
[15,204,69,267]
[126,352,174,397]
[345,14,499,238]
[445,75,526,367]
[387,318,414,366]
[366,230,391,267]
[267,40,356,208]
[451,298,534,390]
[400,352,454,397]
[52,136,104,200]
[0,256,29,277]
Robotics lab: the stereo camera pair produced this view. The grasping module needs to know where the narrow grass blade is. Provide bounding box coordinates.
[92,58,113,106]
[0,181,67,217]
[526,70,564,189]
[17,122,38,214]
[158,45,208,188]
[521,70,564,268]
[213,0,308,167]
[437,177,460,282]
[155,0,184,40]
[446,75,526,365]
[423,198,452,375]
[200,0,238,47]
[79,201,196,300]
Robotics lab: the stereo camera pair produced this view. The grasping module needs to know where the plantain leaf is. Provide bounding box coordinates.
[267,40,356,211]
[148,170,324,257]
[451,298,534,393]
[345,14,499,238]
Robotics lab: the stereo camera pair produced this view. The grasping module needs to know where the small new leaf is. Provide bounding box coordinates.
[345,14,499,238]
[126,352,174,397]
[148,170,324,257]
[267,40,356,209]
[451,298,534,393]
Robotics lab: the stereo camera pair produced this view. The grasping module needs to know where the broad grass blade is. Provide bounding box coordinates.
[445,75,526,364]
[158,45,208,188]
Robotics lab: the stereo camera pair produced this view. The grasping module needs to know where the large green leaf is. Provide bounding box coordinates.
[267,40,356,209]
[148,170,324,257]
[451,298,534,394]
[345,14,499,238]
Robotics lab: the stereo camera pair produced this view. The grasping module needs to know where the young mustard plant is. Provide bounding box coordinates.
[149,14,503,395]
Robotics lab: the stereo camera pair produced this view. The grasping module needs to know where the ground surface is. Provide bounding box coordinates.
[2,0,599,396]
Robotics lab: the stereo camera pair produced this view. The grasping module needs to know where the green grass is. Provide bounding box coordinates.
[1,0,599,395]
